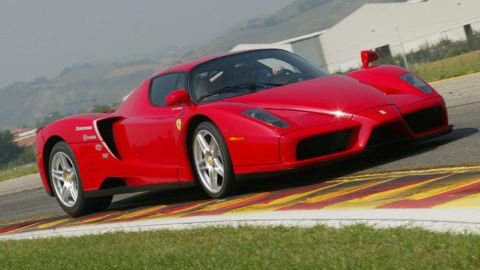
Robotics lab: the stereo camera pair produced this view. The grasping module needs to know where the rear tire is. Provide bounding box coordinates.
[192,121,235,198]
[49,141,112,217]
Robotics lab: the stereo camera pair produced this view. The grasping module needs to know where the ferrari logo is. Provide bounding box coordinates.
[176,119,182,131]
[207,156,213,166]
[379,110,388,115]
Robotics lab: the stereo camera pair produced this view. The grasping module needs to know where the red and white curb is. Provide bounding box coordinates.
[2,209,480,240]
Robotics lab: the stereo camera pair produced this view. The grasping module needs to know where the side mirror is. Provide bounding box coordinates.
[166,89,189,107]
[361,50,380,69]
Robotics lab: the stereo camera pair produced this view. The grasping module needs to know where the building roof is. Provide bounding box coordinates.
[274,30,328,44]
[231,43,292,52]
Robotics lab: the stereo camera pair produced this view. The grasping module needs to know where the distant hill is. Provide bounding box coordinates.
[0,0,406,129]
[0,48,188,129]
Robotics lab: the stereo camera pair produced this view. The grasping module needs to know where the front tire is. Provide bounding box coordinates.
[49,141,112,217]
[192,122,235,198]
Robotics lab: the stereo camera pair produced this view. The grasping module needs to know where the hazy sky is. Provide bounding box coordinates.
[0,0,294,87]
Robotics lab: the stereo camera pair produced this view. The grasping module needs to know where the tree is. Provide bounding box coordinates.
[90,103,119,113]
[90,104,114,113]
[36,111,67,128]
[0,130,22,166]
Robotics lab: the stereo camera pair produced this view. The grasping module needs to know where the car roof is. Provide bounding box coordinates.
[153,49,283,76]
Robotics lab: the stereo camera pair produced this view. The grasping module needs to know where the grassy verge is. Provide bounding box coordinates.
[412,49,480,82]
[1,225,479,269]
[0,163,38,182]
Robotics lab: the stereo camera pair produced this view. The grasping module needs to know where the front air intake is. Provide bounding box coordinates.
[404,107,444,133]
[367,121,408,147]
[296,129,353,161]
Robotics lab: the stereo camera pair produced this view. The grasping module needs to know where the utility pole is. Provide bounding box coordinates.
[395,27,409,69]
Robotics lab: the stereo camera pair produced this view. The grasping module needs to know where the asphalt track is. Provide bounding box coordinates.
[0,73,479,236]
[2,165,480,239]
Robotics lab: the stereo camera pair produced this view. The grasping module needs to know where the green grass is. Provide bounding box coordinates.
[1,225,479,269]
[412,50,480,82]
[0,163,38,182]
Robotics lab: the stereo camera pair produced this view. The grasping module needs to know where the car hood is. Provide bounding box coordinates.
[227,75,393,116]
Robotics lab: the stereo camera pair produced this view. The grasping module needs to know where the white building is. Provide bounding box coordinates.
[231,30,328,72]
[231,0,480,73]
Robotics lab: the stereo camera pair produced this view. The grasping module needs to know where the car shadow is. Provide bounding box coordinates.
[109,127,478,211]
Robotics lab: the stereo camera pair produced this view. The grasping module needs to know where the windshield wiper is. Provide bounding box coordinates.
[196,83,284,102]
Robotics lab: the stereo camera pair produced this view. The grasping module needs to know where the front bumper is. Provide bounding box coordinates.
[234,96,452,176]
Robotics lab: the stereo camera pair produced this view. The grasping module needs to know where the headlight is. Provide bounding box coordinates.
[243,109,289,128]
[401,73,433,94]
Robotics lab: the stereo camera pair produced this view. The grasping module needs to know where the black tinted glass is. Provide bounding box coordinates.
[190,50,326,103]
[150,73,180,106]
[175,73,186,90]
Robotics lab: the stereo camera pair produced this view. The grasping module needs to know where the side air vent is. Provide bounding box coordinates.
[296,129,353,161]
[100,178,127,189]
[404,107,444,133]
[96,117,123,159]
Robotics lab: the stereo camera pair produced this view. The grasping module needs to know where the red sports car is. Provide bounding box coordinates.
[34,49,452,216]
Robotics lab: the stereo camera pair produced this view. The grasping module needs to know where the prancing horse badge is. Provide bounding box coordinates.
[176,119,182,131]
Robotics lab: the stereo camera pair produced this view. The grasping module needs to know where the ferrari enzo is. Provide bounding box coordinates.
[34,49,452,216]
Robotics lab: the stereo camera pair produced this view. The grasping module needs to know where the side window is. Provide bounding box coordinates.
[150,73,184,106]
[175,73,186,90]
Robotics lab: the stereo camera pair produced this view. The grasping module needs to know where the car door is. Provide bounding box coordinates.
[116,73,187,183]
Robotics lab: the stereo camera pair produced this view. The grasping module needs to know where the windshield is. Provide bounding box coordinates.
[189,49,326,103]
